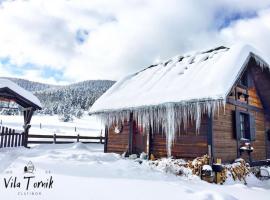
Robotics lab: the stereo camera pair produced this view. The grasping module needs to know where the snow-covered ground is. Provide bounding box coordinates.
[0,143,270,200]
[0,114,104,136]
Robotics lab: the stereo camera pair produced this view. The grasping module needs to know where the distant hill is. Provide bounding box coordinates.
[0,77,115,121]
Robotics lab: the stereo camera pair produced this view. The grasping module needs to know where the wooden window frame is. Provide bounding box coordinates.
[235,110,256,141]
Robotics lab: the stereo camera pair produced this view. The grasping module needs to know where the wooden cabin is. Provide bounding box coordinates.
[90,44,270,163]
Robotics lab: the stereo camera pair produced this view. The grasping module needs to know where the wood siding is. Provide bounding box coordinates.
[151,115,208,159]
[213,63,268,162]
[107,121,129,154]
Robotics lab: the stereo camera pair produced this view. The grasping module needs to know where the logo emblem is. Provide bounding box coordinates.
[24,161,35,174]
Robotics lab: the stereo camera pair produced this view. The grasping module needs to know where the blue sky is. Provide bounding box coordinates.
[0,0,270,85]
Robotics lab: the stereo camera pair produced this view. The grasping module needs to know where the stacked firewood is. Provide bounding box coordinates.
[186,154,210,176]
[219,167,227,183]
[227,159,249,184]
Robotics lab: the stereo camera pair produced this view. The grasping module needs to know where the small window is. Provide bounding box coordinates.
[235,111,256,141]
[240,113,250,140]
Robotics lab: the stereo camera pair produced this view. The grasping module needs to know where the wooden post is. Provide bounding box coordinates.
[207,114,213,165]
[77,134,80,142]
[4,127,8,147]
[18,134,22,146]
[128,112,134,155]
[23,108,34,148]
[7,128,12,147]
[15,133,18,147]
[100,130,103,144]
[147,123,153,159]
[75,126,77,132]
[40,123,42,129]
[0,126,4,148]
[11,129,15,147]
[53,134,56,144]
[216,158,222,184]
[104,126,108,153]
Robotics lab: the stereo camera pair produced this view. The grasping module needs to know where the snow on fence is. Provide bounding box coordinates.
[27,134,105,144]
[0,126,25,148]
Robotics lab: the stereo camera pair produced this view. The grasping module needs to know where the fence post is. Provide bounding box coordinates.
[100,130,103,144]
[7,128,12,147]
[77,134,80,142]
[75,126,77,132]
[0,126,3,148]
[11,129,15,147]
[18,134,22,147]
[40,123,42,129]
[53,134,56,144]
[4,127,8,147]
[15,133,18,147]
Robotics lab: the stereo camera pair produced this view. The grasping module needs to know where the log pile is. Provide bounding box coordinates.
[227,159,249,184]
[186,154,210,176]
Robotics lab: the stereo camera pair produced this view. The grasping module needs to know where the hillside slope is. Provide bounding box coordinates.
[0,77,115,120]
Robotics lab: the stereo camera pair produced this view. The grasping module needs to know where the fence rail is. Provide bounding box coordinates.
[0,126,25,148]
[0,125,104,148]
[28,134,105,144]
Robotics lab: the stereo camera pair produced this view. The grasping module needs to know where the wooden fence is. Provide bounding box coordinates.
[28,134,105,144]
[0,126,25,148]
[0,125,105,149]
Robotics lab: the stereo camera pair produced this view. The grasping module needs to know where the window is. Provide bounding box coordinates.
[240,113,250,139]
[235,111,256,141]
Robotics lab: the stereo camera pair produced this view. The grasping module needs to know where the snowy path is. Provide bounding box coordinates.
[0,143,270,200]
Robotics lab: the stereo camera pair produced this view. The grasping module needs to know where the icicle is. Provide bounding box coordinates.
[165,103,175,157]
[94,98,224,157]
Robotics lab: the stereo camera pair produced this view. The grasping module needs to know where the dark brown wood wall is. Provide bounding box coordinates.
[213,82,267,162]
[107,122,129,154]
[151,116,208,159]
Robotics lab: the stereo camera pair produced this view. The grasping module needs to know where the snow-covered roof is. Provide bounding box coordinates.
[0,78,42,109]
[90,44,269,114]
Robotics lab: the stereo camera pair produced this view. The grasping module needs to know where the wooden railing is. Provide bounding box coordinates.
[0,126,25,148]
[28,134,105,144]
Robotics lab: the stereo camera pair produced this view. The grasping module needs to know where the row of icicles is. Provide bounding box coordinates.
[97,99,225,157]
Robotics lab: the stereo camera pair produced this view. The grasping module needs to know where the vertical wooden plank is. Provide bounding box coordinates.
[11,129,15,147]
[0,126,4,148]
[18,134,21,147]
[4,127,8,148]
[128,112,134,155]
[53,134,56,144]
[77,134,80,142]
[7,128,12,147]
[15,133,18,147]
[104,125,108,153]
[207,113,213,164]
[21,132,25,147]
[147,124,153,159]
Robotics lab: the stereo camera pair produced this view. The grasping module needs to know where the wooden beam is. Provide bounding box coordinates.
[128,112,134,155]
[148,124,153,159]
[227,98,263,112]
[104,125,108,153]
[207,113,213,163]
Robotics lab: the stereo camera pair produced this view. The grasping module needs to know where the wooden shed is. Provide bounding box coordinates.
[90,44,270,163]
[0,78,42,147]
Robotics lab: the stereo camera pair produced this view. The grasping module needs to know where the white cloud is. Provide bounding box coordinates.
[0,0,269,83]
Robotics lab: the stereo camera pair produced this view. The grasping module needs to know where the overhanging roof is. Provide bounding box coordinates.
[0,78,42,110]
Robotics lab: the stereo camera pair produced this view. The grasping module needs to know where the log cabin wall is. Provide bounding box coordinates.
[266,118,270,158]
[106,121,129,154]
[213,61,268,163]
[151,115,208,159]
